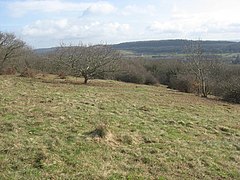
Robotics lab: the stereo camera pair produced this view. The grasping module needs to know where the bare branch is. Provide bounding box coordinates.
[52,43,121,83]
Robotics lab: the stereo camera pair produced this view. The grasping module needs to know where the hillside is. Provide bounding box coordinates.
[112,40,240,55]
[0,75,239,179]
[34,40,240,55]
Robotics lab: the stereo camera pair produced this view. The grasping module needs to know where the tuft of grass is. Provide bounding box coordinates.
[86,124,109,138]
[0,74,239,179]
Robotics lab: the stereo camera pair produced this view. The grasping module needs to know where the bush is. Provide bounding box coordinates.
[114,59,148,84]
[116,72,145,84]
[169,79,191,93]
[143,59,184,85]
[19,68,35,78]
[219,79,240,103]
[2,67,17,75]
[144,73,158,85]
[58,72,66,79]
[223,89,240,103]
[168,75,195,93]
[115,69,157,85]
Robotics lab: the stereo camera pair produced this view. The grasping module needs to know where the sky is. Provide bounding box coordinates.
[0,0,240,48]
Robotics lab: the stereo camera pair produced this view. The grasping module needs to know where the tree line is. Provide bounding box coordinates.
[0,31,239,103]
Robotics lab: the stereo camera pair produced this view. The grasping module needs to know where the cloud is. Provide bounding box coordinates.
[22,19,69,37]
[148,21,183,34]
[5,0,240,47]
[8,0,116,17]
[146,0,240,39]
[22,18,131,43]
[122,4,157,16]
[82,2,116,16]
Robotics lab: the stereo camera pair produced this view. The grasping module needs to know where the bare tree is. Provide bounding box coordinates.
[0,32,25,73]
[54,43,121,84]
[185,41,219,97]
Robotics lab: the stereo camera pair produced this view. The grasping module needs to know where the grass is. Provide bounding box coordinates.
[0,75,239,179]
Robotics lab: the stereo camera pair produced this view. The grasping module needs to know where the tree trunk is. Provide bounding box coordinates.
[201,78,207,97]
[84,76,88,84]
[0,61,5,74]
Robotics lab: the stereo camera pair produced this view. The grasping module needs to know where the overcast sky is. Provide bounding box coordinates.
[0,0,240,48]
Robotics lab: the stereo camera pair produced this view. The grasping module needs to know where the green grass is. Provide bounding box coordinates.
[0,75,239,179]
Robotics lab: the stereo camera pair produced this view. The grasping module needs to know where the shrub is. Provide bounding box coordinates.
[114,59,158,85]
[168,75,194,93]
[221,80,240,103]
[2,67,17,75]
[114,59,147,84]
[143,59,184,85]
[19,68,35,78]
[144,73,158,85]
[223,89,240,103]
[169,78,191,93]
[58,72,66,79]
[116,72,145,84]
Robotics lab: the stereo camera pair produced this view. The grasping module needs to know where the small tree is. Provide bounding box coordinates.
[185,41,218,97]
[0,32,25,73]
[54,43,121,84]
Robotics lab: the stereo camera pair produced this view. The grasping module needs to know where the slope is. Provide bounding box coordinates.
[0,75,239,179]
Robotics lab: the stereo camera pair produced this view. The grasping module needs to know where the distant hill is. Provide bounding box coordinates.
[34,40,240,55]
[112,39,240,54]
[34,47,57,54]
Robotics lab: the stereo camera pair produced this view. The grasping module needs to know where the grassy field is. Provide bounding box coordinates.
[0,75,239,179]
